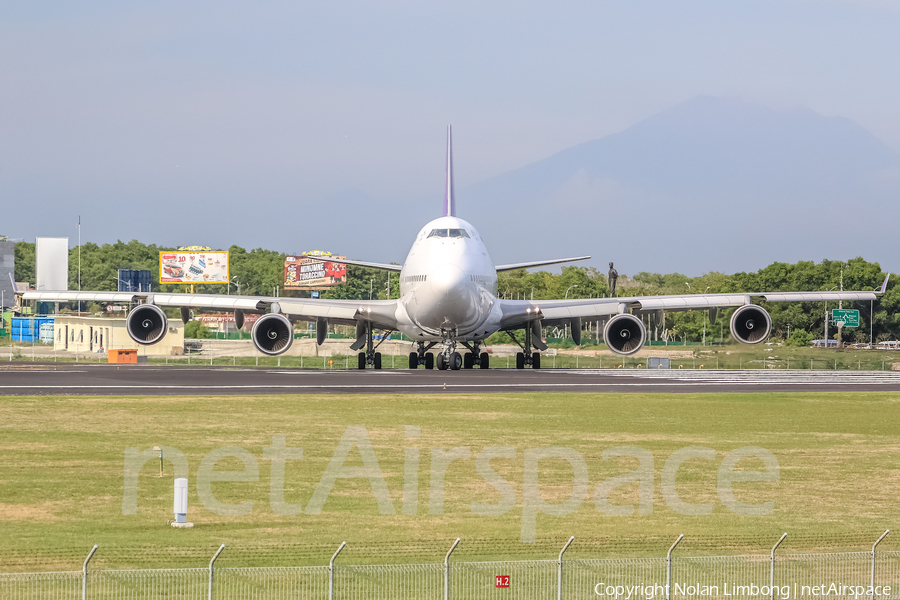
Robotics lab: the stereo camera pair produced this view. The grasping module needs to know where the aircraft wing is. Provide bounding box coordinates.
[495,256,591,272]
[19,291,401,329]
[499,277,888,330]
[318,257,403,272]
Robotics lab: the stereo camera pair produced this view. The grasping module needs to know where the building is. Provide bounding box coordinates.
[52,315,184,356]
[0,240,14,309]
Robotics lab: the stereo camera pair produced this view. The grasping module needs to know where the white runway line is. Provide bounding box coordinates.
[562,369,900,384]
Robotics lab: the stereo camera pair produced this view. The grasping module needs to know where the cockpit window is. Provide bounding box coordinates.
[427,228,469,239]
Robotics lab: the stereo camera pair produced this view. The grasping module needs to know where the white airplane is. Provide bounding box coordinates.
[19,126,888,371]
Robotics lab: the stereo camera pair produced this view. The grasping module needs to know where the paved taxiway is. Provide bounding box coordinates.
[3,364,900,395]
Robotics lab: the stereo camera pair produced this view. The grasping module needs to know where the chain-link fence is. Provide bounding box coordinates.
[3,544,899,600]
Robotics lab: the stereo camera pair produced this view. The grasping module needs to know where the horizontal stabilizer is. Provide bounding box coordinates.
[495,256,591,272]
[318,257,402,272]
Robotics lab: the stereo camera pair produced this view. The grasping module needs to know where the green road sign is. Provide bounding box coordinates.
[831,309,860,328]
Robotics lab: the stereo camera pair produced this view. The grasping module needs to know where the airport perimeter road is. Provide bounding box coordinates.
[3,364,900,395]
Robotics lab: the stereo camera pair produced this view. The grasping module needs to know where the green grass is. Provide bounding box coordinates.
[1,391,900,571]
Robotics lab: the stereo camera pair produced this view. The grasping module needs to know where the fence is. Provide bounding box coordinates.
[3,535,899,600]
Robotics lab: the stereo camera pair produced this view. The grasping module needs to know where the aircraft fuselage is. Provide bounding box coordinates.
[397,216,501,342]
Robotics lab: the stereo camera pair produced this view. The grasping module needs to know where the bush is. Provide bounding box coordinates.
[184,320,210,339]
[786,328,814,347]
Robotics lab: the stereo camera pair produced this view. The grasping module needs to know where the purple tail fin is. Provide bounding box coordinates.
[443,124,455,217]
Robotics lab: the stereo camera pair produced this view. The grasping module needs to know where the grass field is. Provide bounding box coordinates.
[1,391,900,572]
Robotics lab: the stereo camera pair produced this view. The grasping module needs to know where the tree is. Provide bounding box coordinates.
[184,321,210,339]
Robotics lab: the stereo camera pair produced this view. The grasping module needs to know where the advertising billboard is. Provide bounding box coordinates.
[117,269,152,292]
[159,251,229,284]
[284,254,347,290]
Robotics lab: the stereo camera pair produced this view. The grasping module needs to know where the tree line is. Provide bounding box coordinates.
[14,241,899,343]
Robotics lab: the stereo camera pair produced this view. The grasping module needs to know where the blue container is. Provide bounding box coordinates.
[11,316,54,342]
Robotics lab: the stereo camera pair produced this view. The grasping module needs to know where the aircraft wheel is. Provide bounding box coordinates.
[450,352,462,371]
[425,353,435,370]
[479,352,490,369]
[532,352,541,369]
[374,352,382,370]
[408,352,418,369]
[516,352,525,369]
[358,352,366,370]
[437,353,448,370]
[463,353,474,369]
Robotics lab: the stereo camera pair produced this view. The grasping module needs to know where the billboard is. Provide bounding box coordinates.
[159,251,229,284]
[36,237,69,291]
[284,254,347,290]
[118,269,152,292]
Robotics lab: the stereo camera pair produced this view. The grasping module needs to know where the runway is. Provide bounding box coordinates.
[3,363,900,394]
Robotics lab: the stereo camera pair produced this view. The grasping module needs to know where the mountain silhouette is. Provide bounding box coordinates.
[464,96,900,274]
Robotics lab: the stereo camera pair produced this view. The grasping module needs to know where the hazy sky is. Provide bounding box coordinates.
[2,1,899,271]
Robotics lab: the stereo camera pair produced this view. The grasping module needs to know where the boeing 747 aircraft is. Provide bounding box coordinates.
[18,126,888,370]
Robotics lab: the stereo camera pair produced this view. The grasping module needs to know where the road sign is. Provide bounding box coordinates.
[831,309,860,328]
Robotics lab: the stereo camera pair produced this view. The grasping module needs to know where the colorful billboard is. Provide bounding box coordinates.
[159,251,229,284]
[284,254,347,290]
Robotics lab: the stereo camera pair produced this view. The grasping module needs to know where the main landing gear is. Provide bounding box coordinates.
[407,337,489,370]
[506,322,546,369]
[353,321,393,370]
[409,341,437,370]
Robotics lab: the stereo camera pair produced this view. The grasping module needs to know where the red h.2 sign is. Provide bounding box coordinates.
[495,575,510,588]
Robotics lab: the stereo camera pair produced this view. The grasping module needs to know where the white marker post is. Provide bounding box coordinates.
[172,478,194,528]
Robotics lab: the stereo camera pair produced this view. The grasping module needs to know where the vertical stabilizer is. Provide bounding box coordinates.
[443,124,455,217]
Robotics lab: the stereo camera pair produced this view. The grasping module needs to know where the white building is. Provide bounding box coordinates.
[53,315,184,356]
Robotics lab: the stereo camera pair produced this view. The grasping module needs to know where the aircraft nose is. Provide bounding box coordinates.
[430,264,467,299]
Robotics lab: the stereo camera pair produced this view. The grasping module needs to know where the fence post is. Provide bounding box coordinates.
[666,534,683,600]
[558,536,574,600]
[82,544,98,600]
[444,538,460,600]
[872,530,890,600]
[208,544,224,600]
[770,533,787,600]
[329,541,346,600]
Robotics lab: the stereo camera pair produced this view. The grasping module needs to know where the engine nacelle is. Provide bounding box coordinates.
[252,313,294,355]
[730,304,772,344]
[126,304,168,345]
[603,313,646,356]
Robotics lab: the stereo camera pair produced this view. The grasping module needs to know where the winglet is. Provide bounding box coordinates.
[443,124,455,217]
[878,273,890,294]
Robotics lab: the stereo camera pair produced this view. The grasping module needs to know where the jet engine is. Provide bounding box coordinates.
[603,313,646,356]
[729,304,771,344]
[251,313,294,355]
[126,304,168,345]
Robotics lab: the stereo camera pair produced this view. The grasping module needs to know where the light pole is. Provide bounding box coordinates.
[77,215,81,315]
[685,282,690,291]
[370,279,374,300]
[824,286,837,347]
[227,276,239,295]
[564,285,578,339]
